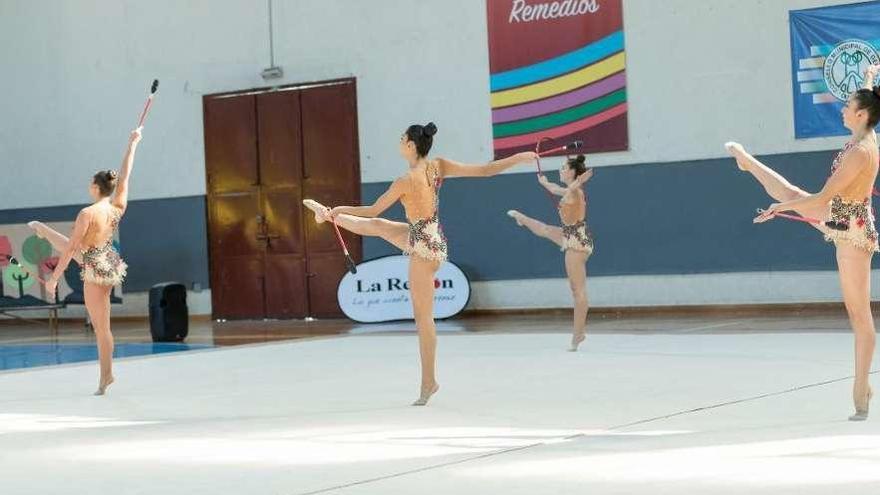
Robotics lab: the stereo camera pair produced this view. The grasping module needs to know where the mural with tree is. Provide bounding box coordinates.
[0,236,11,298]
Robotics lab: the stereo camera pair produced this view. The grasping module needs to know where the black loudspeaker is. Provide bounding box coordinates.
[149,282,188,342]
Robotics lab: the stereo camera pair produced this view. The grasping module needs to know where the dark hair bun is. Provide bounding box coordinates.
[405,122,437,157]
[93,170,119,197]
[567,154,588,178]
[855,87,880,128]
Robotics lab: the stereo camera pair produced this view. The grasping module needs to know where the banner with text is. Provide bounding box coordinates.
[790,1,880,138]
[337,256,470,323]
[487,0,628,158]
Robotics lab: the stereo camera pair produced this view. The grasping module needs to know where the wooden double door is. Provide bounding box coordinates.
[204,79,361,319]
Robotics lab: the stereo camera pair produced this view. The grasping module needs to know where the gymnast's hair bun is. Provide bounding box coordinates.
[92,170,119,197]
[567,154,588,177]
[405,122,438,157]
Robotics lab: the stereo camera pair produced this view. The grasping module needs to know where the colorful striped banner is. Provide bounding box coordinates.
[491,52,626,108]
[490,31,625,91]
[494,89,626,137]
[493,103,628,150]
[492,72,626,123]
[487,0,628,157]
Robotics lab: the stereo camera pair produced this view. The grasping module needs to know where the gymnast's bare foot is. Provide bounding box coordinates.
[94,375,115,396]
[724,142,749,171]
[27,221,48,238]
[412,382,439,406]
[507,210,525,226]
[568,332,586,352]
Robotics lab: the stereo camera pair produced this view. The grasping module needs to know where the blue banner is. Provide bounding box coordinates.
[790,1,880,139]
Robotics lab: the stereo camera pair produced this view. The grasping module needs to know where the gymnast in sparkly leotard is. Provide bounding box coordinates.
[507,155,594,352]
[304,122,536,406]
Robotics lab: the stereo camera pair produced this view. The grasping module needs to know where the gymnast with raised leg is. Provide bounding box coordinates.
[303,122,536,406]
[28,128,143,395]
[507,155,594,351]
[725,64,880,421]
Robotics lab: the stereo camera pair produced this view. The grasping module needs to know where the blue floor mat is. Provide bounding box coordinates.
[0,343,212,371]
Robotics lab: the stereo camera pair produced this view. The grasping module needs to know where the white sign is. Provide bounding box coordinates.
[337,255,471,323]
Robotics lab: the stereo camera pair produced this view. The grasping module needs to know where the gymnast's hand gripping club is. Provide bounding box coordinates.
[755,208,849,231]
[534,138,585,206]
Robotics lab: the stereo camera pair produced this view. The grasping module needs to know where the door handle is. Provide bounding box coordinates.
[256,232,281,249]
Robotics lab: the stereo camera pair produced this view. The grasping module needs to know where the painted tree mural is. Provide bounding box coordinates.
[23,235,52,268]
[3,260,36,298]
[23,235,53,301]
[0,236,11,298]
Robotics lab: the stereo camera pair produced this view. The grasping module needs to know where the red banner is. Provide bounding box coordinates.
[487,0,628,158]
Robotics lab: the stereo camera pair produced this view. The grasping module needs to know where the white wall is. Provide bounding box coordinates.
[620,0,853,165]
[56,267,878,318]
[0,0,867,312]
[469,270,880,309]
[0,0,860,212]
[0,0,494,209]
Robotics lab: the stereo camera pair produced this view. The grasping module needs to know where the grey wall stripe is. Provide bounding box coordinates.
[2,149,868,290]
[0,196,209,292]
[363,149,873,280]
